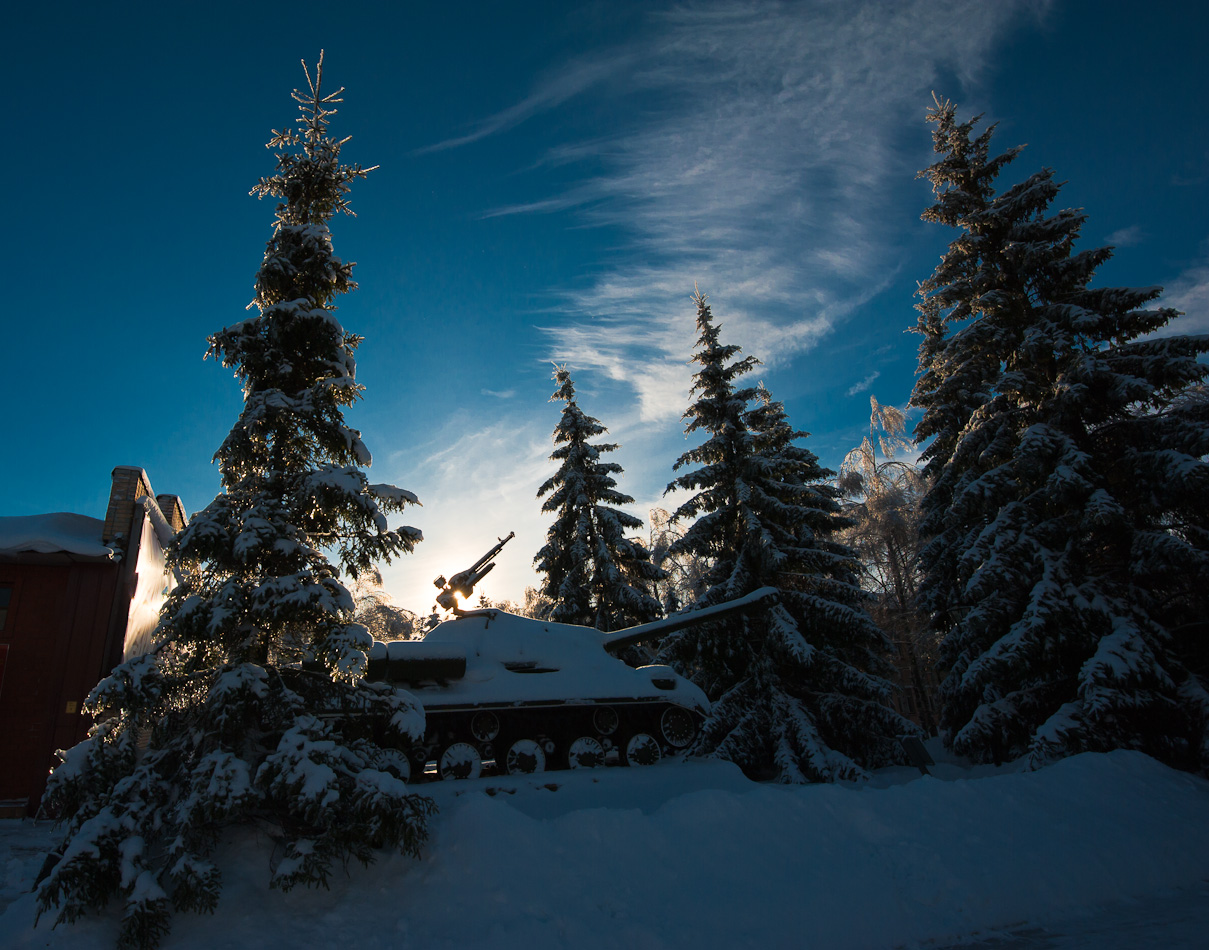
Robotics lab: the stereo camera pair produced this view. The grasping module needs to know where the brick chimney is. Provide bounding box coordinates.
[155,494,188,533]
[102,466,155,549]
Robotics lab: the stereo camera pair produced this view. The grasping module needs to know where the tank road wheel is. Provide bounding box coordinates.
[471,711,500,742]
[380,748,412,783]
[438,742,483,781]
[592,706,619,736]
[622,733,662,767]
[504,739,547,775]
[567,737,606,769]
[660,706,696,748]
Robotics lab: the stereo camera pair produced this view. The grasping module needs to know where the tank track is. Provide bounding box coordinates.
[398,699,701,782]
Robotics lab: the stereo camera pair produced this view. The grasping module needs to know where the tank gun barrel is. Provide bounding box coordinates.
[434,531,516,612]
[600,586,779,655]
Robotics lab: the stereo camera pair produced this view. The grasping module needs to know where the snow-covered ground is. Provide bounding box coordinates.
[2,743,1208,949]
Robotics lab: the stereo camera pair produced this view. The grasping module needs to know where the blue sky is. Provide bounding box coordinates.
[5,0,1207,612]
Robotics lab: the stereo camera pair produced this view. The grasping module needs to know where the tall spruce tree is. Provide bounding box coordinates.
[534,365,664,631]
[911,96,1209,770]
[37,54,433,950]
[660,291,914,782]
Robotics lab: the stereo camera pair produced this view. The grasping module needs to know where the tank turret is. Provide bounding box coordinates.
[368,535,777,781]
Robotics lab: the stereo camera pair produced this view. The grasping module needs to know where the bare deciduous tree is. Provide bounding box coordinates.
[838,396,939,734]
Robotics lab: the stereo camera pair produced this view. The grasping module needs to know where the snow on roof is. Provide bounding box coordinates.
[138,496,179,548]
[0,513,116,558]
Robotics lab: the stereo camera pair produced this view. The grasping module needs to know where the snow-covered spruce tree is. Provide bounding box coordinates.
[909,99,1017,626]
[534,365,664,632]
[37,54,433,949]
[659,291,914,782]
[911,96,1209,770]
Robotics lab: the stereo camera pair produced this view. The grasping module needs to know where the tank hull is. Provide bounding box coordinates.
[366,608,711,781]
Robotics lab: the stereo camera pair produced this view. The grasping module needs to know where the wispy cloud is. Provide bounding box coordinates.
[378,405,694,610]
[481,388,516,399]
[1161,254,1209,335]
[847,371,881,397]
[439,0,1044,425]
[413,56,626,155]
[1106,225,1144,247]
[391,1,1049,605]
[381,414,553,612]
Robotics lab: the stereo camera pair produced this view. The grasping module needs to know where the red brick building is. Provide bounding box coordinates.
[0,467,186,816]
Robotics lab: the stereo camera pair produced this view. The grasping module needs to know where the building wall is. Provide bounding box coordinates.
[0,466,185,816]
[0,560,120,812]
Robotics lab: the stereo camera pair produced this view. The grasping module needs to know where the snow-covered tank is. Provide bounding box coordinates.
[365,537,776,781]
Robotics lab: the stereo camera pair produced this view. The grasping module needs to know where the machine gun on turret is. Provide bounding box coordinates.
[433,531,515,614]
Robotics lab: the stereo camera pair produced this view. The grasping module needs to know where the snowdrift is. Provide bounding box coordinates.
[2,748,1208,949]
